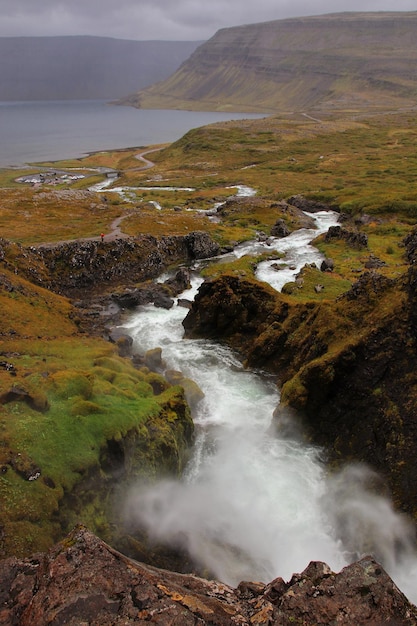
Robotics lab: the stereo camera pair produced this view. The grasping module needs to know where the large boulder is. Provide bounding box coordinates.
[0,526,415,626]
[184,231,220,259]
[163,267,192,295]
[271,218,290,237]
[325,225,368,248]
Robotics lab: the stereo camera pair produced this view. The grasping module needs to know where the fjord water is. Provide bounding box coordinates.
[0,100,264,167]
[123,212,417,602]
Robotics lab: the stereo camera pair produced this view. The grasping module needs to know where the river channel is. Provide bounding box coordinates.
[121,210,417,603]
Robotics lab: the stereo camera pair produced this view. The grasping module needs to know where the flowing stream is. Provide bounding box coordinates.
[122,211,417,603]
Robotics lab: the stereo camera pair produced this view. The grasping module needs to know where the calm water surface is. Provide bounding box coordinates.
[0,100,265,167]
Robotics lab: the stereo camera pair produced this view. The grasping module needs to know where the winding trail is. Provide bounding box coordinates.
[35,148,162,248]
[132,147,164,171]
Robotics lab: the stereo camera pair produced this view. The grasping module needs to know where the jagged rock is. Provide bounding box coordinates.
[111,290,141,308]
[182,272,417,518]
[320,258,334,272]
[109,326,133,346]
[404,228,417,264]
[163,267,191,295]
[177,298,193,309]
[112,283,173,309]
[343,270,396,301]
[108,330,134,357]
[257,231,269,242]
[271,218,290,237]
[153,293,174,309]
[107,269,190,313]
[365,254,387,269]
[325,225,368,248]
[287,194,339,213]
[183,275,278,345]
[0,526,415,626]
[184,231,220,259]
[35,232,219,295]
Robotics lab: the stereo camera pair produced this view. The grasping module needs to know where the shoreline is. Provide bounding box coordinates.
[0,101,266,169]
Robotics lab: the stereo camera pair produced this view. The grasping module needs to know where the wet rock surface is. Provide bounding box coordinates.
[0,526,415,626]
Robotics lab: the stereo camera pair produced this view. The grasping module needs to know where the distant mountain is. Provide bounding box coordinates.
[0,36,203,101]
[121,12,417,113]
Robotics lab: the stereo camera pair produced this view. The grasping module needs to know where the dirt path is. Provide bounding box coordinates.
[132,146,164,171]
[35,147,164,248]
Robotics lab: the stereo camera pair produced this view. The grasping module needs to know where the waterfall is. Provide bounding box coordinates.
[122,212,417,603]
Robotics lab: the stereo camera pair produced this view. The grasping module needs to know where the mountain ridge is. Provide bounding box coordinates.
[121,11,417,113]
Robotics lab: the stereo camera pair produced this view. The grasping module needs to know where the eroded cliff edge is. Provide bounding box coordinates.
[182,236,417,518]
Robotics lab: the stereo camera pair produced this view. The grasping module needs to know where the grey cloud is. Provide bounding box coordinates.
[0,0,416,40]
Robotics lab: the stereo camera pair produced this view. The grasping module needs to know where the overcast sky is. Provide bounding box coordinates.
[0,0,416,41]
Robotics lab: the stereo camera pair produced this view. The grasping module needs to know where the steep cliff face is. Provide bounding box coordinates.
[183,268,417,516]
[1,526,416,626]
[125,12,417,113]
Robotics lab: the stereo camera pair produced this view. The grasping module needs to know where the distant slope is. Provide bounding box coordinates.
[122,12,417,113]
[0,36,203,101]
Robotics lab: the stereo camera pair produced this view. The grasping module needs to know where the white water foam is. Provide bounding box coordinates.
[122,215,417,603]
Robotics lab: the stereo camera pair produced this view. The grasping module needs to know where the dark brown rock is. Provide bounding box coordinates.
[270,218,290,238]
[163,267,192,295]
[184,231,220,259]
[288,194,340,214]
[0,527,415,626]
[325,224,368,248]
[320,257,334,272]
[111,283,173,309]
[35,232,219,296]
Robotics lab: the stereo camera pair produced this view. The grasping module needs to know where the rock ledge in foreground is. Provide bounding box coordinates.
[1,526,416,625]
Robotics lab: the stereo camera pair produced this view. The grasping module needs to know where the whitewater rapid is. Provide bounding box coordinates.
[122,211,417,603]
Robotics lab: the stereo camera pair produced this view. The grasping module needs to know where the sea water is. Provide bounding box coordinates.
[0,99,265,167]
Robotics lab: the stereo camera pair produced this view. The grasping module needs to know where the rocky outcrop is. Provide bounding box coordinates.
[34,232,219,296]
[111,268,192,310]
[1,526,415,626]
[325,224,368,248]
[287,195,340,214]
[270,218,290,238]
